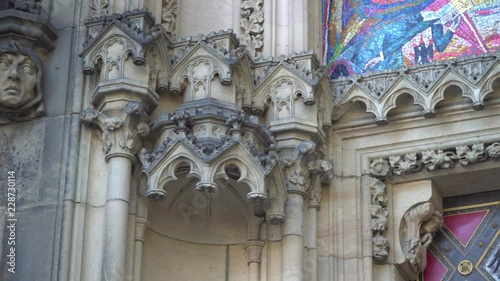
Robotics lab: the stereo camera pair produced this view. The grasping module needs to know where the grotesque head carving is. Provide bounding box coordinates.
[0,41,44,122]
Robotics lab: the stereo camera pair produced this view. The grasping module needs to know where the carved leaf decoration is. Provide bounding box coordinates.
[421,150,456,171]
[456,143,485,165]
[389,153,420,175]
[90,0,109,17]
[241,0,261,10]
[162,0,178,35]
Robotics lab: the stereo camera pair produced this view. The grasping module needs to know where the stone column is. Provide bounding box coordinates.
[282,191,306,281]
[246,240,265,281]
[306,161,332,281]
[103,155,134,281]
[307,205,318,281]
[276,0,290,55]
[81,102,150,281]
[279,141,333,281]
[133,218,149,281]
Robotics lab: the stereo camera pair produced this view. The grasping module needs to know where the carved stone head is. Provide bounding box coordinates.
[0,41,44,122]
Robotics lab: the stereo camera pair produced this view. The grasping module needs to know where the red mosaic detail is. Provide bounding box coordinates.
[423,250,447,281]
[443,210,488,246]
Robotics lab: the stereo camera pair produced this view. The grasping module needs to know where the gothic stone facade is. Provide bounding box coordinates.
[0,1,499,281]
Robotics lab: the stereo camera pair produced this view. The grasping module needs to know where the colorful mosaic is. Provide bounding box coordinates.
[323,0,500,78]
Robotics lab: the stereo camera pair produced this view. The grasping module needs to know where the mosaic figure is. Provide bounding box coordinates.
[323,0,500,78]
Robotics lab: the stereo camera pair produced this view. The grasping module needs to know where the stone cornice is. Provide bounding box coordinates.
[331,52,500,126]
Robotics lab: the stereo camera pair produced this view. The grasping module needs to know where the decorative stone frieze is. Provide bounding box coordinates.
[402,202,443,275]
[161,0,177,36]
[369,177,390,262]
[369,158,390,178]
[80,101,150,160]
[370,141,500,177]
[240,0,264,58]
[331,52,500,125]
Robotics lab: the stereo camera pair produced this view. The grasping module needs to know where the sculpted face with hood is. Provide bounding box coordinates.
[0,41,44,121]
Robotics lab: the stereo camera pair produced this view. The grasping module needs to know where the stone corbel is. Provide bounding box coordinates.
[80,101,150,160]
[402,202,443,276]
[392,180,443,280]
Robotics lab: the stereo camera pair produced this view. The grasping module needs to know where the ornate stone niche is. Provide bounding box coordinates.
[0,2,57,123]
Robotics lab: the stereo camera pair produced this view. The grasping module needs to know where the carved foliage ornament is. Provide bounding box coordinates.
[89,0,108,18]
[370,142,500,177]
[240,0,264,58]
[0,41,45,124]
[161,0,177,36]
[280,140,316,191]
[402,202,443,274]
[369,177,390,262]
[80,101,150,157]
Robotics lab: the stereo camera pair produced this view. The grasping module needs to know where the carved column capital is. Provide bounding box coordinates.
[245,240,265,264]
[402,202,443,275]
[134,218,149,243]
[80,101,150,161]
[279,140,316,195]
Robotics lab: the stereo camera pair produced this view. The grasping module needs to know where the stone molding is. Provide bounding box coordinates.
[80,101,150,160]
[369,177,390,262]
[370,141,500,177]
[331,52,500,126]
[367,139,500,264]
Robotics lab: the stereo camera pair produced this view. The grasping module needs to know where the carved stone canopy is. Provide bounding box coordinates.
[140,98,287,224]
[80,9,170,113]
